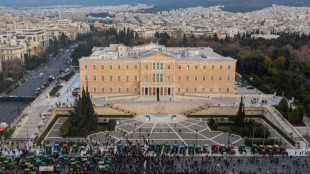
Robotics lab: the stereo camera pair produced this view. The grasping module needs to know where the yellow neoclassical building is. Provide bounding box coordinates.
[79,43,236,96]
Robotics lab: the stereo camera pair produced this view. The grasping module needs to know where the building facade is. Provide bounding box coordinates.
[79,43,236,96]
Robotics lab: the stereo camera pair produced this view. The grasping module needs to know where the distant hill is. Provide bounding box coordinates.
[0,0,309,12]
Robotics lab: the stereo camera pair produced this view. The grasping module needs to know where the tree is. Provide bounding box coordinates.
[277,98,288,113]
[288,108,299,124]
[297,105,304,122]
[234,97,245,127]
[183,33,187,46]
[108,119,116,131]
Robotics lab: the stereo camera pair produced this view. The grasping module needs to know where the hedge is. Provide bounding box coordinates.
[49,85,63,96]
[59,71,74,81]
[245,138,279,146]
[4,127,15,140]
[36,115,65,145]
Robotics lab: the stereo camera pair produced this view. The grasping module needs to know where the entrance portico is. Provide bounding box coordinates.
[140,82,175,96]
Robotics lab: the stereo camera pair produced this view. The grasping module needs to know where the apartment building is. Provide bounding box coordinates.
[79,43,236,96]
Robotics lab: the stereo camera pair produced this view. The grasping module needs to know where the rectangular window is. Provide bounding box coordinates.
[211,76,214,81]
[186,65,190,69]
[160,63,163,69]
[126,88,129,92]
[178,76,181,81]
[202,88,205,92]
[118,88,121,92]
[109,65,113,69]
[178,88,180,92]
[101,76,104,81]
[228,65,231,69]
[168,65,171,70]
[153,74,155,82]
[134,88,137,92]
[186,88,189,92]
[218,87,222,92]
[118,76,121,81]
[85,76,88,81]
[101,65,104,69]
[219,76,222,81]
[203,76,206,81]
[145,65,148,70]
[145,76,148,82]
[101,88,105,92]
[93,76,96,81]
[186,76,189,81]
[84,65,87,69]
[195,65,198,69]
[167,76,171,82]
[211,65,215,69]
[110,76,113,81]
[153,63,155,69]
[93,87,96,92]
[178,65,182,69]
[156,74,159,82]
[126,76,129,81]
[194,88,197,92]
[118,65,121,69]
[210,88,213,92]
[134,76,137,81]
[194,76,198,81]
[110,88,113,92]
[126,65,129,69]
[227,88,230,92]
[134,64,137,70]
[157,63,159,69]
[203,65,206,69]
[227,76,231,81]
[220,65,223,70]
[93,65,96,69]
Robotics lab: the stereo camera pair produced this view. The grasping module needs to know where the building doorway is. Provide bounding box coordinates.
[145,88,148,95]
[168,88,171,95]
[157,88,160,101]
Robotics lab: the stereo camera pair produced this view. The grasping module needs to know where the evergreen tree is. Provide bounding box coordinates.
[183,33,187,46]
[234,97,245,127]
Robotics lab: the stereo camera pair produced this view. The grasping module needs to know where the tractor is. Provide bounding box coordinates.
[69,161,81,172]
[180,145,186,155]
[272,145,280,155]
[72,144,78,153]
[258,145,266,154]
[251,144,259,154]
[155,143,162,155]
[148,143,155,152]
[280,146,288,155]
[203,144,209,153]
[117,144,123,152]
[238,144,246,154]
[170,144,179,154]
[54,144,60,151]
[164,144,170,153]
[62,144,69,154]
[45,144,52,155]
[227,144,235,155]
[195,145,202,154]
[55,163,62,173]
[83,161,96,172]
[17,159,26,170]
[1,160,15,170]
[188,144,195,155]
[266,145,273,155]
[14,155,20,165]
[211,144,219,154]
[0,155,6,165]
[219,144,227,154]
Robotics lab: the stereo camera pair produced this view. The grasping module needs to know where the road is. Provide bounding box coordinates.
[0,50,72,124]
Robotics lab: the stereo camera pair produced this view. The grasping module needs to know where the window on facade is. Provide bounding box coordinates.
[118,65,121,69]
[145,65,148,70]
[203,76,206,81]
[195,65,198,69]
[156,74,159,82]
[168,65,171,70]
[194,76,198,81]
[211,65,215,69]
[211,76,214,81]
[160,74,163,82]
[186,76,190,81]
[134,65,137,70]
[134,88,137,92]
[160,63,163,69]
[134,76,138,81]
[178,88,180,92]
[110,65,113,69]
[194,88,197,92]
[118,88,121,92]
[186,65,190,69]
[101,76,104,81]
[202,88,205,92]
[219,76,222,81]
[102,88,105,92]
[126,76,129,81]
[167,76,170,82]
[218,87,222,92]
[227,76,231,81]
[220,65,223,70]
[93,65,96,69]
[210,88,213,92]
[118,76,121,81]
[110,88,113,92]
[85,76,88,81]
[178,65,182,69]
[94,87,96,92]
[153,63,155,69]
[203,65,206,69]
[110,76,113,81]
[145,76,148,81]
[126,88,129,92]
[186,88,189,92]
[157,63,159,69]
[227,88,230,92]
[84,65,87,69]
[178,76,181,81]
[93,76,96,81]
[126,65,129,69]
[101,65,104,69]
[228,65,231,69]
[153,74,155,82]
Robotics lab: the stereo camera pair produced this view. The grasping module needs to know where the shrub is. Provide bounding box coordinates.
[288,108,299,124]
[60,119,71,137]
[210,123,218,130]
[69,127,79,137]
[79,128,88,137]
[277,98,288,113]
[4,128,15,140]
[59,71,74,81]
[230,125,241,133]
[228,116,235,122]
[297,105,304,122]
[49,85,63,96]
[240,127,250,137]
[107,119,116,131]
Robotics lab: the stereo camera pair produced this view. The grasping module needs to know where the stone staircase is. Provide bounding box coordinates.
[105,104,137,116]
[183,104,210,116]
